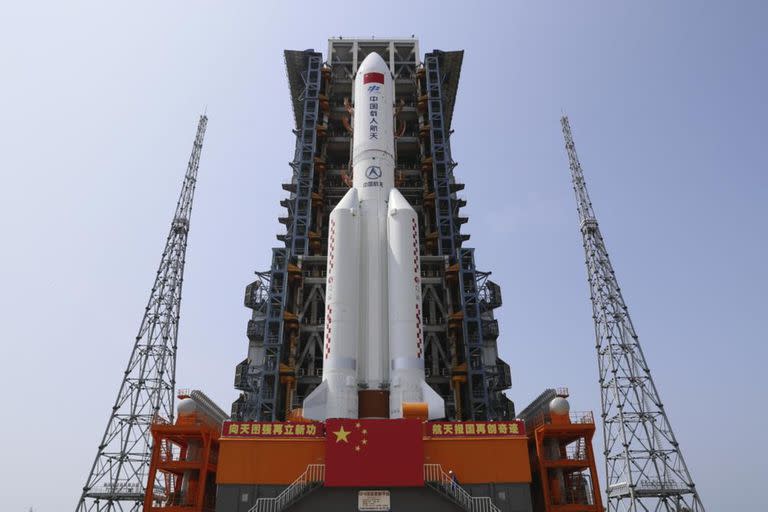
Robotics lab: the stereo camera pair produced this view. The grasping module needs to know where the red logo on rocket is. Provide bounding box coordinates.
[363,72,385,84]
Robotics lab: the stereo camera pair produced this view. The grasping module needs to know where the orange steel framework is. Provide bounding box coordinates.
[144,413,220,512]
[527,411,603,512]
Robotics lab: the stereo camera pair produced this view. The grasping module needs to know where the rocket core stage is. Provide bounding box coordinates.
[303,52,445,421]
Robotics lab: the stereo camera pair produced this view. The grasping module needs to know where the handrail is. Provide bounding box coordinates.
[423,464,500,512]
[249,464,325,512]
[526,410,595,431]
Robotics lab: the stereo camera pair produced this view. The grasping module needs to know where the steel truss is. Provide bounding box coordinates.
[75,115,207,512]
[562,116,704,512]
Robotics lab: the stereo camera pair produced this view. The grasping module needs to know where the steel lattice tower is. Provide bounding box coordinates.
[561,116,704,512]
[75,115,208,512]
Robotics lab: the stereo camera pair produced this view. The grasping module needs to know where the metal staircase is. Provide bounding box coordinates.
[245,462,499,512]
[424,464,500,512]
[248,464,325,512]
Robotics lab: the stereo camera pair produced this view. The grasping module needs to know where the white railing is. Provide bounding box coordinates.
[423,464,500,512]
[249,464,325,512]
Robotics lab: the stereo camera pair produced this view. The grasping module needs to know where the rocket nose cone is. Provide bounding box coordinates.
[358,52,389,75]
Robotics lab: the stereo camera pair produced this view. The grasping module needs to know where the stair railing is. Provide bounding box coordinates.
[423,464,500,512]
[249,464,325,512]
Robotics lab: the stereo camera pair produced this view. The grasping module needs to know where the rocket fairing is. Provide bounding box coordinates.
[303,52,444,421]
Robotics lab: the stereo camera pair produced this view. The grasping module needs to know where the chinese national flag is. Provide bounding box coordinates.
[363,72,385,84]
[325,419,424,487]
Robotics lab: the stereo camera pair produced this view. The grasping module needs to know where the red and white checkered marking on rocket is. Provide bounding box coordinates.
[412,217,423,357]
[325,219,336,358]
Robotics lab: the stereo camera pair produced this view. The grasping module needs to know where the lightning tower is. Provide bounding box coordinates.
[561,115,704,512]
[75,115,208,512]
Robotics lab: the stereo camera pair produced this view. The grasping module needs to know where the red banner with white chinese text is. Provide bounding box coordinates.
[221,421,325,438]
[426,420,526,438]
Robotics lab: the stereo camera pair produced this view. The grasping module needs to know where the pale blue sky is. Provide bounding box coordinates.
[0,1,765,510]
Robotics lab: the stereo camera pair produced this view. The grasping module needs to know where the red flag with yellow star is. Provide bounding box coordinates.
[325,419,424,486]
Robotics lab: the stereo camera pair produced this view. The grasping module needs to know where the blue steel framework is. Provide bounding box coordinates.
[234,52,323,421]
[424,51,491,419]
[232,42,512,422]
[423,53,458,257]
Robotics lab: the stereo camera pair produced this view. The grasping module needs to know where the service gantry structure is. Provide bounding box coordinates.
[231,39,513,423]
[76,115,208,512]
[562,116,705,512]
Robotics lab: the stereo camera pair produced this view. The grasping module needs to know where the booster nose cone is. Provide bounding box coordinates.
[387,187,415,214]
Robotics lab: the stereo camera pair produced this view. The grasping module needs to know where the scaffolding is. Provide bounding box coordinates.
[519,389,603,512]
[144,390,227,512]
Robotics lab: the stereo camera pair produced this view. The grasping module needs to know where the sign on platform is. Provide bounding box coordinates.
[358,490,390,511]
[221,421,325,438]
[427,420,526,438]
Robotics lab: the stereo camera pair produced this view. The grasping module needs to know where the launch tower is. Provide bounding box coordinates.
[232,39,513,423]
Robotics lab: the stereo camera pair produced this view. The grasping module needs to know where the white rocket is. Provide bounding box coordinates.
[303,52,445,421]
